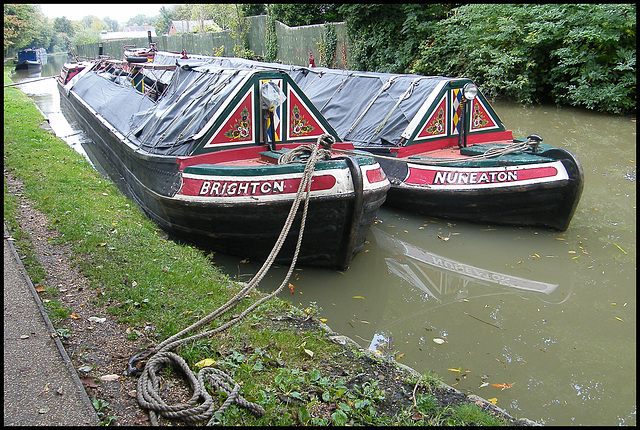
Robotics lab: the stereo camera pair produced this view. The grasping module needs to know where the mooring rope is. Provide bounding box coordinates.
[134,134,334,425]
[277,133,335,164]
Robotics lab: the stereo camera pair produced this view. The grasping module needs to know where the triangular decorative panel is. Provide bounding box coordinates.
[469,98,499,132]
[286,87,329,141]
[204,87,255,147]
[416,94,448,140]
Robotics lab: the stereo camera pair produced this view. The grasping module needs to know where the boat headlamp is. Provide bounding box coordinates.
[463,82,478,100]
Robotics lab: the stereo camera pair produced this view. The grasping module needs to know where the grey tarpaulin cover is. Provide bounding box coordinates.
[153,52,457,146]
[70,65,259,156]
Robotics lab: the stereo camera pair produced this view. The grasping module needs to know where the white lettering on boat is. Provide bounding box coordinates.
[432,170,518,185]
[198,180,286,196]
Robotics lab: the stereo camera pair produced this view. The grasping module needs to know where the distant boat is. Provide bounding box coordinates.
[56,57,389,270]
[148,52,584,231]
[14,48,47,70]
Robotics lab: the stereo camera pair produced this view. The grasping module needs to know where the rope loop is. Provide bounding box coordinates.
[278,133,334,164]
[131,134,328,425]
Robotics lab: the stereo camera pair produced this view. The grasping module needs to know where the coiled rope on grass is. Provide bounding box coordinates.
[135,134,334,425]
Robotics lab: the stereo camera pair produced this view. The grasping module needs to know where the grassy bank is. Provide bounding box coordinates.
[4,67,513,426]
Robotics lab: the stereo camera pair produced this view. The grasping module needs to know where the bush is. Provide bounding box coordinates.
[411,4,636,114]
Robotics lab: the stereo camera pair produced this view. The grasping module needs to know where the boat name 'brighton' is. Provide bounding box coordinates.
[432,170,518,185]
[199,180,285,196]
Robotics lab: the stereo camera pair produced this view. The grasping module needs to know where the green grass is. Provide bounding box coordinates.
[4,66,511,426]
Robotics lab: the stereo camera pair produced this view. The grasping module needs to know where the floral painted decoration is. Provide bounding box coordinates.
[224,107,251,140]
[290,105,315,136]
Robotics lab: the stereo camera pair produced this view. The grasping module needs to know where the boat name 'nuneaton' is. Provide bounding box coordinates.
[432,170,518,185]
[199,180,285,196]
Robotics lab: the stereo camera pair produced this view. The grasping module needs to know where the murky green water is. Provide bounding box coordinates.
[12,55,636,425]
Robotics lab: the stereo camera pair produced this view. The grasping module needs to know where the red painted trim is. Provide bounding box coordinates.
[179,174,338,197]
[393,131,514,157]
[175,142,356,170]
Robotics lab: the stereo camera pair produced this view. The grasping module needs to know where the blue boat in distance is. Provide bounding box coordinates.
[14,48,47,70]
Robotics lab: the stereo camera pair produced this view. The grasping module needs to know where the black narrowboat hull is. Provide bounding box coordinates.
[59,81,388,269]
[377,149,584,231]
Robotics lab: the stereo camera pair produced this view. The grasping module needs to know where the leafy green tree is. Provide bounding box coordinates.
[103,17,120,32]
[72,27,100,46]
[126,14,153,27]
[53,16,75,36]
[4,3,42,53]
[411,4,636,114]
[271,3,342,27]
[242,4,267,17]
[155,6,176,35]
[338,3,453,73]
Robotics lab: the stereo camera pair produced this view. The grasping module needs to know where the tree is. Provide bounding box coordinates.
[242,4,266,17]
[53,16,75,36]
[410,4,636,114]
[155,6,175,35]
[103,17,120,32]
[126,14,153,27]
[271,3,342,26]
[4,3,41,53]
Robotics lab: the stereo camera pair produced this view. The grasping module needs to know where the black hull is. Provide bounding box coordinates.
[59,83,387,269]
[378,152,584,231]
[14,61,42,71]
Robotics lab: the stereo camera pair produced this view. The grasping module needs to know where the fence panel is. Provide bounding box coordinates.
[73,16,350,68]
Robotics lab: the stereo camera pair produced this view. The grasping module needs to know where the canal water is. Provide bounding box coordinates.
[10,54,636,426]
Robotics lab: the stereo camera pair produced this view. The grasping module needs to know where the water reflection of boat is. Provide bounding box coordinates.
[372,227,558,298]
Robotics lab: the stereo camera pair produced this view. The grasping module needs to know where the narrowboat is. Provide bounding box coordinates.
[14,47,47,70]
[150,52,583,231]
[57,59,390,269]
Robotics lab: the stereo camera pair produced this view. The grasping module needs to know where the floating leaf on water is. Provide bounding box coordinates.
[433,338,445,344]
[289,283,295,294]
[195,358,216,368]
[487,398,498,405]
[396,353,405,360]
[448,367,462,373]
[615,316,623,322]
[568,250,576,254]
[491,382,515,390]
[479,382,490,388]
[352,296,365,300]
[319,318,328,323]
[613,242,627,255]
